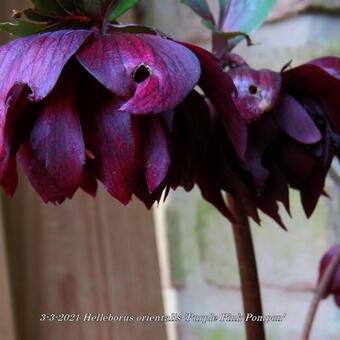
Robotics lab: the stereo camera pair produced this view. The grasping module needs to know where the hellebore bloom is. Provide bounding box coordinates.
[0,2,202,204]
[318,245,340,307]
[195,57,340,227]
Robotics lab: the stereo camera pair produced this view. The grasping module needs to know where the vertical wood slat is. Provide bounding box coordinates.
[0,1,167,339]
[3,180,167,340]
[0,215,16,340]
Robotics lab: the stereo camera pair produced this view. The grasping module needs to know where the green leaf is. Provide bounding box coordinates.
[109,23,166,36]
[32,0,78,16]
[108,0,139,21]
[32,0,64,15]
[219,0,276,33]
[0,19,63,36]
[213,30,253,49]
[181,0,215,26]
[218,0,228,22]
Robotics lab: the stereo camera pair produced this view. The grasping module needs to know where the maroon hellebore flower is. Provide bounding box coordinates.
[194,56,340,227]
[0,3,204,204]
[318,245,340,307]
[132,43,241,209]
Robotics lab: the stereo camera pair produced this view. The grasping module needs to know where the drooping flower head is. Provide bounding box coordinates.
[0,0,205,204]
[199,57,340,228]
[182,0,340,227]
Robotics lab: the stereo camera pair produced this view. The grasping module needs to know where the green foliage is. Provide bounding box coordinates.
[181,0,277,51]
[181,0,215,28]
[218,0,277,34]
[0,20,66,37]
[108,0,140,22]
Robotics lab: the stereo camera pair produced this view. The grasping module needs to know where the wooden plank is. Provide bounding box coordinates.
[0,2,167,339]
[0,215,16,340]
[2,177,167,340]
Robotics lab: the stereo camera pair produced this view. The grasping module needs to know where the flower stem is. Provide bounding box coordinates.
[227,195,266,340]
[301,250,340,340]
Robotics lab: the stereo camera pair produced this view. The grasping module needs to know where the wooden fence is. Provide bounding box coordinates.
[0,2,167,339]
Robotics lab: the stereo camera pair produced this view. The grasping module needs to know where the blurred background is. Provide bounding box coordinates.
[0,0,340,339]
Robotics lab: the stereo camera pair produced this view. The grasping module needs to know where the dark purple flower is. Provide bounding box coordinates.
[194,57,340,227]
[318,245,340,307]
[0,27,201,204]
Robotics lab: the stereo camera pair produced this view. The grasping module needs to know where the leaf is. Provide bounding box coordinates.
[218,0,277,47]
[108,0,140,21]
[32,0,78,16]
[181,0,215,27]
[213,31,253,53]
[32,0,65,15]
[108,23,166,36]
[0,20,62,36]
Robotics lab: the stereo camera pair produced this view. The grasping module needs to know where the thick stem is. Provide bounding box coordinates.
[228,195,266,340]
[301,251,340,340]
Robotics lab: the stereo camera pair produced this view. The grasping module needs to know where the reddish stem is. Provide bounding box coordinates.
[301,251,340,340]
[228,195,266,340]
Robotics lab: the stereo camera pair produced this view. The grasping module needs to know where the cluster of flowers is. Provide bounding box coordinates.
[0,0,339,228]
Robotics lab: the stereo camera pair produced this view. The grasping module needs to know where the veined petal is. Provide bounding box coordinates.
[181,42,247,158]
[19,76,85,204]
[275,94,322,144]
[81,92,138,205]
[76,33,200,114]
[228,67,281,122]
[142,116,170,193]
[20,144,67,204]
[0,30,91,162]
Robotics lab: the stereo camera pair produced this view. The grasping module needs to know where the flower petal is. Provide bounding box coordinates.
[19,76,85,204]
[76,33,200,114]
[134,172,166,209]
[169,90,211,191]
[275,94,322,144]
[20,144,67,204]
[0,84,30,178]
[276,140,327,217]
[309,57,340,80]
[142,116,170,193]
[80,170,98,197]
[246,115,278,191]
[0,30,90,163]
[318,245,340,299]
[256,165,290,230]
[228,67,281,122]
[1,156,18,196]
[181,42,247,158]
[81,91,138,205]
[283,63,340,133]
